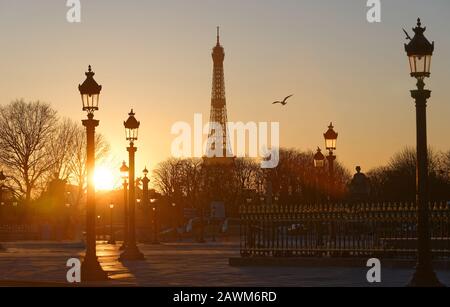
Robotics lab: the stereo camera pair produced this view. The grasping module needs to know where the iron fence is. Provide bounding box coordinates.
[240,202,450,259]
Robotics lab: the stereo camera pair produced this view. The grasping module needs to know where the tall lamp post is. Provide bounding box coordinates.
[120,110,145,261]
[151,202,159,244]
[0,171,6,251]
[313,147,325,203]
[141,167,150,207]
[404,18,442,287]
[141,167,151,241]
[119,161,129,250]
[78,65,107,281]
[108,203,116,244]
[323,123,338,200]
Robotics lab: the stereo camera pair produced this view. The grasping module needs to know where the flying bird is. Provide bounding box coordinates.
[272,94,293,106]
[403,29,412,41]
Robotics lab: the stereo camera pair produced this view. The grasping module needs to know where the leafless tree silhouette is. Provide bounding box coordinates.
[0,100,58,202]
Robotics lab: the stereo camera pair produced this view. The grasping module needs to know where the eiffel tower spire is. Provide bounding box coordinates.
[205,27,233,163]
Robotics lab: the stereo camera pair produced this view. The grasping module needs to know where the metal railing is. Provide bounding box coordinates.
[0,224,40,241]
[239,202,450,259]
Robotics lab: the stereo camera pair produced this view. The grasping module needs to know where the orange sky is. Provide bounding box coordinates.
[1,1,449,187]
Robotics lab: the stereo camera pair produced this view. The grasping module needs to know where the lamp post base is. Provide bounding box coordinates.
[119,244,145,261]
[407,266,445,287]
[81,256,108,282]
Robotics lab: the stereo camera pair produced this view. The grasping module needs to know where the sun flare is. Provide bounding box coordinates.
[94,166,116,191]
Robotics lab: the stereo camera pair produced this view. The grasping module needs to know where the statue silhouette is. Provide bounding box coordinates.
[349,166,371,201]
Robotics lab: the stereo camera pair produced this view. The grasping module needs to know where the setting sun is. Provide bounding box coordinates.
[94,166,116,191]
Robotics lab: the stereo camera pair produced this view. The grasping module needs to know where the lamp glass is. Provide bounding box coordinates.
[82,94,99,111]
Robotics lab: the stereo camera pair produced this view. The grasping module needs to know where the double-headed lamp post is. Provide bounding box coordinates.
[120,110,145,261]
[78,65,107,281]
[119,161,129,250]
[323,123,338,200]
[404,18,442,287]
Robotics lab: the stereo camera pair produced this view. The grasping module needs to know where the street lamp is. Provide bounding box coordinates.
[324,123,338,200]
[142,167,150,207]
[404,18,442,287]
[108,203,116,245]
[119,161,129,250]
[120,109,145,261]
[0,171,5,206]
[0,171,6,251]
[171,202,178,241]
[314,147,325,203]
[314,147,325,169]
[151,199,159,244]
[78,65,107,281]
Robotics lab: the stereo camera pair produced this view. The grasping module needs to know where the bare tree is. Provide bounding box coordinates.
[47,118,78,181]
[0,100,58,202]
[152,158,184,198]
[67,126,110,207]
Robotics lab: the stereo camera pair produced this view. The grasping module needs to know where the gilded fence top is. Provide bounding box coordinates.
[240,201,449,218]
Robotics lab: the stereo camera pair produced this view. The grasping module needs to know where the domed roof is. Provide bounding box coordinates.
[124,109,140,129]
[78,65,102,95]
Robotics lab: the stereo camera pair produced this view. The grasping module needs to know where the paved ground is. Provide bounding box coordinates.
[0,241,448,287]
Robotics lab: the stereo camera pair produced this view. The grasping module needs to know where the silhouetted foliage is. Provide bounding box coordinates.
[152,148,351,217]
[368,147,450,201]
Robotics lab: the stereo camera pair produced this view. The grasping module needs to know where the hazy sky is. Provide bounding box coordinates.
[0,0,449,183]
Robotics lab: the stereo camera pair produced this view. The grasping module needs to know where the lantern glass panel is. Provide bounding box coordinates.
[82,94,99,111]
[314,159,325,169]
[325,138,336,151]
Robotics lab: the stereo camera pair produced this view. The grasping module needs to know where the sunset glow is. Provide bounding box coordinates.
[0,0,449,290]
[94,166,116,191]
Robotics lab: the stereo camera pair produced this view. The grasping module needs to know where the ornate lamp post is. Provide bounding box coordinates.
[0,171,5,207]
[0,171,6,251]
[141,167,151,241]
[151,199,159,244]
[142,167,150,207]
[404,18,442,287]
[119,161,129,250]
[314,147,325,203]
[324,123,338,200]
[108,203,116,244]
[120,110,145,260]
[78,66,107,281]
[172,202,179,241]
[314,147,325,169]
